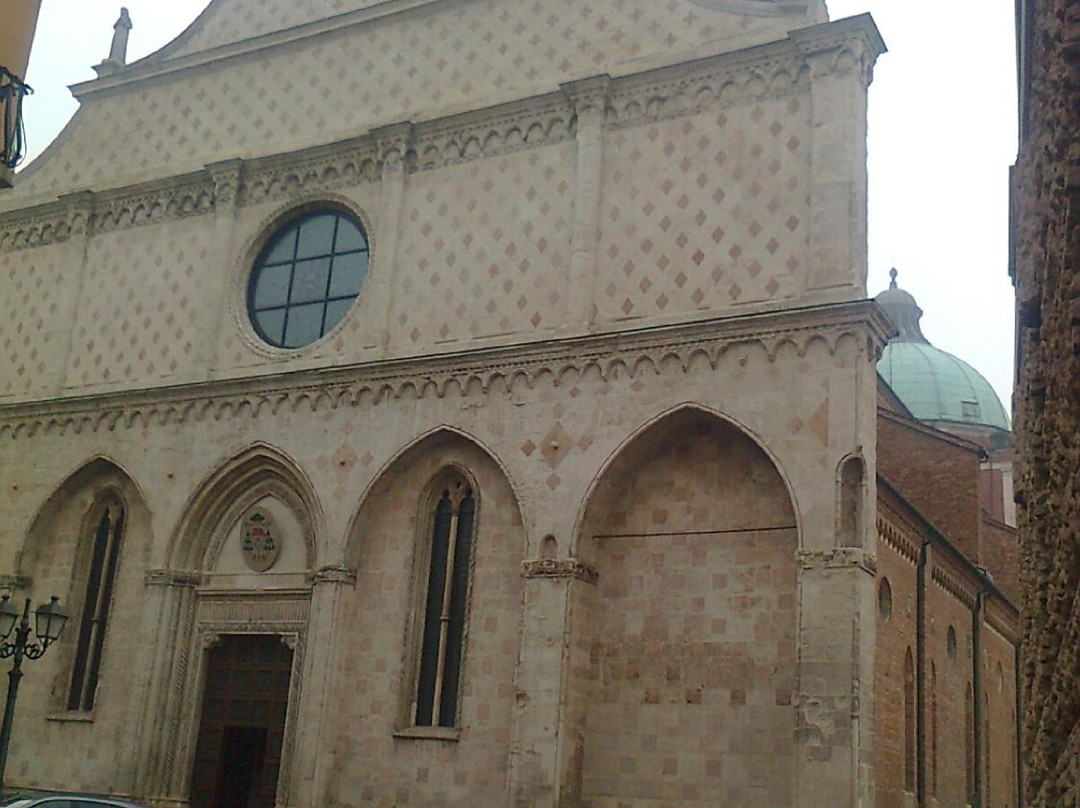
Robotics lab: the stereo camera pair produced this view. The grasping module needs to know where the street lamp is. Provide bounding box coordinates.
[0,593,67,791]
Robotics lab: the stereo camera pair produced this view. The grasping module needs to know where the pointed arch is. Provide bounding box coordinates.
[342,425,523,569]
[18,455,150,579]
[166,442,322,571]
[331,425,526,743]
[18,455,153,715]
[571,402,801,552]
[573,402,801,808]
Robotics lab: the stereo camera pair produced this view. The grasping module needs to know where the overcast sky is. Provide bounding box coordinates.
[21,1,1018,413]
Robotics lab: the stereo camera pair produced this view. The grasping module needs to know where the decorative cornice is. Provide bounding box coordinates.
[146,569,204,588]
[521,558,599,584]
[412,97,574,170]
[310,565,358,586]
[0,301,892,440]
[877,517,919,565]
[796,547,876,575]
[931,564,977,610]
[0,18,877,249]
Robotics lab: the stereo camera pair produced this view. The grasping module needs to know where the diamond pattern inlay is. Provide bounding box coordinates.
[597,96,810,321]
[3,0,806,206]
[65,218,216,389]
[391,143,574,346]
[0,243,68,399]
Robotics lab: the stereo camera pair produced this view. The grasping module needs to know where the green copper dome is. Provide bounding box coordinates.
[875,270,1010,433]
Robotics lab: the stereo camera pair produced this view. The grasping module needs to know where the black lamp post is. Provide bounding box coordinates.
[0,593,67,792]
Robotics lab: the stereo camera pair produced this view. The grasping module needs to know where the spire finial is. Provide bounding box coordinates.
[889,267,898,289]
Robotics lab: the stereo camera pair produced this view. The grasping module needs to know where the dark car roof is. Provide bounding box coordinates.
[0,794,150,808]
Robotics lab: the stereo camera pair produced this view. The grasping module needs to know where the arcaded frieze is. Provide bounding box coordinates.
[0,301,890,439]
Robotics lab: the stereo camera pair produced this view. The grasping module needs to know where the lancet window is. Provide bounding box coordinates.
[413,474,476,728]
[68,499,125,712]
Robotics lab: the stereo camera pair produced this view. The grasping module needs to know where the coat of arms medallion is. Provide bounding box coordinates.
[241,507,281,572]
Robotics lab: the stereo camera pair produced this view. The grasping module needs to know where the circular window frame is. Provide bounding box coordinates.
[233,196,375,358]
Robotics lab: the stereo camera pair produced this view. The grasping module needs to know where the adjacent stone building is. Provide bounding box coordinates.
[0,2,1020,807]
[1011,0,1080,806]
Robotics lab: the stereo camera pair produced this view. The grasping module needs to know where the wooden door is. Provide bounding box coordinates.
[190,634,293,808]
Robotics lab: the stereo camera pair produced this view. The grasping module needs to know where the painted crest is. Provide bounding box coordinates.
[241,507,281,572]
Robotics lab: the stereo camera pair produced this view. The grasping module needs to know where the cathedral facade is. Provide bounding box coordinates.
[0,2,1018,807]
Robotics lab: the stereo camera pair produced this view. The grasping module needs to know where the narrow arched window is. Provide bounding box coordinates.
[68,500,125,711]
[838,456,865,547]
[414,475,476,728]
[904,648,916,792]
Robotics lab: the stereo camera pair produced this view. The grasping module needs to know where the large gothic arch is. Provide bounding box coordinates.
[571,402,802,553]
[165,441,323,572]
[341,424,524,570]
[570,404,801,808]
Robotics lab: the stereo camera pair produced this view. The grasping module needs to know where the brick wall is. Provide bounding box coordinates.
[979,515,1020,605]
[874,513,918,808]
[878,412,983,562]
[876,491,1021,808]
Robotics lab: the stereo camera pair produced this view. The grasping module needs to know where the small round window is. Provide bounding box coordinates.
[248,210,370,349]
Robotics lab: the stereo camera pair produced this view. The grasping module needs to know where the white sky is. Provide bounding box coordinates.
[20,1,1018,413]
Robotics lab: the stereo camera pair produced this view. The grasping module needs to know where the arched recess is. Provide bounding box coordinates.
[166,442,322,572]
[323,428,525,808]
[18,456,152,581]
[571,402,802,554]
[837,453,866,548]
[12,457,154,791]
[572,405,800,808]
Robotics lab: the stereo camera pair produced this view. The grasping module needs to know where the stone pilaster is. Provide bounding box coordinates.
[135,569,201,802]
[289,565,356,808]
[792,18,884,300]
[791,327,881,808]
[372,122,415,352]
[506,556,598,808]
[56,191,96,395]
[202,158,243,375]
[561,76,612,328]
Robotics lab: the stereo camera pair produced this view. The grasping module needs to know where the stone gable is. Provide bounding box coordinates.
[4,0,825,208]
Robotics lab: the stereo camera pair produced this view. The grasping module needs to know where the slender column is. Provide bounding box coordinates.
[135,569,200,802]
[431,503,462,721]
[561,76,611,329]
[505,557,598,808]
[371,123,414,353]
[792,22,884,300]
[290,566,356,808]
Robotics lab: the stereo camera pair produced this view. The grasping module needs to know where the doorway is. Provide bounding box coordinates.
[190,634,293,808]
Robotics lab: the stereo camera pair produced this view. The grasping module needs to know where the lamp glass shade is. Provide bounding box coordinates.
[0,595,18,640]
[34,596,68,644]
